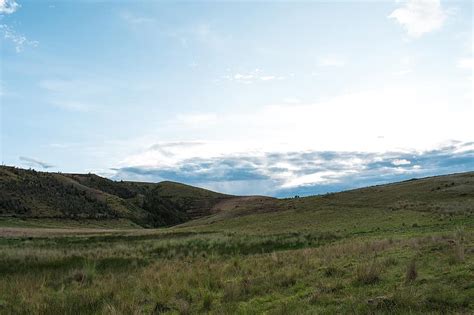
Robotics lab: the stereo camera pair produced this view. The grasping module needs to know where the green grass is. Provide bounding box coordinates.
[0,210,472,314]
[0,217,141,229]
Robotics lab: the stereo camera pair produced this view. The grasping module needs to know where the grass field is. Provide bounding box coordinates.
[0,172,473,314]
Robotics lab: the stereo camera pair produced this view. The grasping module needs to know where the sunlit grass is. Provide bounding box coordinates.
[0,223,472,314]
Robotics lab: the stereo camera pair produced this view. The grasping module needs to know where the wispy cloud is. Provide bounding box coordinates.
[388,0,448,38]
[19,156,54,169]
[0,24,38,52]
[148,141,205,158]
[0,1,38,52]
[223,69,284,84]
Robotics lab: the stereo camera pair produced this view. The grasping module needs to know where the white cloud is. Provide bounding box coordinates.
[281,170,354,188]
[0,24,38,52]
[0,1,36,53]
[114,141,473,195]
[392,159,411,166]
[119,85,473,173]
[318,56,345,67]
[388,0,447,38]
[223,69,283,84]
[0,0,19,14]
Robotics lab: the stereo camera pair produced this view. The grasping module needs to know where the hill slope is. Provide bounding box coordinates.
[177,171,474,233]
[0,166,234,227]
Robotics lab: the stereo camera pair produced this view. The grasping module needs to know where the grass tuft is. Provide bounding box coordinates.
[355,259,382,285]
[405,258,417,283]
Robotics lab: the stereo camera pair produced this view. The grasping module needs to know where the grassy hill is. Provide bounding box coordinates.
[0,166,233,228]
[0,168,473,314]
[178,172,474,234]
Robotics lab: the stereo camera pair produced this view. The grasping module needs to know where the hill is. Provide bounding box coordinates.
[1,166,472,231]
[178,171,474,233]
[0,166,234,227]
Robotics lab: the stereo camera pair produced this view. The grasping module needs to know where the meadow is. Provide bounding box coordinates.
[0,205,472,314]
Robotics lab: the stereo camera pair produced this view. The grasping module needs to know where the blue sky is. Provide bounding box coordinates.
[1,0,473,197]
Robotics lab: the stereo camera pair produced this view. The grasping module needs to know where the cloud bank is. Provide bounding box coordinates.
[112,141,473,197]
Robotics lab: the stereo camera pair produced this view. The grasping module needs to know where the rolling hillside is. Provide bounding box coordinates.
[1,165,473,230]
[178,171,474,232]
[0,166,234,227]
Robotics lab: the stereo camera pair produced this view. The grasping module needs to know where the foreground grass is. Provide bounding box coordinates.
[0,221,472,314]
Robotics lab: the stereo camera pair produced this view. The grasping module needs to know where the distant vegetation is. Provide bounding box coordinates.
[0,166,233,227]
[0,168,473,313]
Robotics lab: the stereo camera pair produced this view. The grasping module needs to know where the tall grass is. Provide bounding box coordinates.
[0,228,472,314]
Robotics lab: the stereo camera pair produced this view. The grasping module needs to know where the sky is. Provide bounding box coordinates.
[0,0,473,197]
